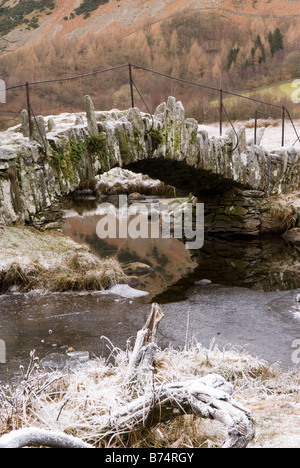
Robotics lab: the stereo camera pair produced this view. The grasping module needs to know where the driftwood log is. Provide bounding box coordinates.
[126,302,164,379]
[0,303,255,448]
[100,373,255,449]
[0,428,93,449]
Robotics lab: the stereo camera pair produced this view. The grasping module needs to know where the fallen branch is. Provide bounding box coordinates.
[100,373,255,449]
[0,427,93,449]
[0,374,254,448]
[126,303,164,380]
[0,304,256,448]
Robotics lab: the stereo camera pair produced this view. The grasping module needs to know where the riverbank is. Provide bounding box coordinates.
[0,224,300,447]
[0,329,299,448]
[0,226,125,293]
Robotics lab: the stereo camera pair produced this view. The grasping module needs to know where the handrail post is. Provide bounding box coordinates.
[222,102,239,153]
[284,106,300,146]
[128,63,135,108]
[254,110,258,145]
[282,106,285,147]
[219,89,223,136]
[26,82,32,139]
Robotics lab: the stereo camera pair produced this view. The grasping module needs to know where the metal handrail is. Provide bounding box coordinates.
[3,64,129,91]
[1,62,299,149]
[254,107,300,147]
[131,63,286,110]
[284,107,300,146]
[131,77,154,135]
[29,101,48,155]
[222,103,239,153]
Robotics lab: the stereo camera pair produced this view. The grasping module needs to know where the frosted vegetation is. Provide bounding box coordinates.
[0,226,124,294]
[95,167,175,196]
[0,331,299,448]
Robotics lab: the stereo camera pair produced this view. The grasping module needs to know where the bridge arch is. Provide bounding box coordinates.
[96,97,299,197]
[123,158,265,237]
[99,97,299,236]
[0,97,299,236]
[124,158,243,197]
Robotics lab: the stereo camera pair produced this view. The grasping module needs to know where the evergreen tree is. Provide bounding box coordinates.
[226,47,240,70]
[254,35,262,49]
[255,35,266,63]
[268,29,284,57]
[273,28,284,52]
[250,47,256,67]
[244,35,266,68]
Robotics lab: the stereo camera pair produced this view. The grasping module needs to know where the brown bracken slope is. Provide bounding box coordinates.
[2,0,300,51]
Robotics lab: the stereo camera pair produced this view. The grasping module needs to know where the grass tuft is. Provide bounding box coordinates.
[0,227,124,293]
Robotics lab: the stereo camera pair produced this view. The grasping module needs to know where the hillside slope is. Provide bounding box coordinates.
[0,0,299,130]
[1,0,300,51]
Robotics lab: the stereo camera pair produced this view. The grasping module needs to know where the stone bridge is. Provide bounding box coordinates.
[0,96,299,236]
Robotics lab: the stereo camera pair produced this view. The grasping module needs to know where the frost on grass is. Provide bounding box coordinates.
[95,168,175,196]
[0,337,299,448]
[0,226,124,293]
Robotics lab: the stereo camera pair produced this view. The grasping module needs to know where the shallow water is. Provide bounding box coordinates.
[0,285,299,382]
[0,197,300,383]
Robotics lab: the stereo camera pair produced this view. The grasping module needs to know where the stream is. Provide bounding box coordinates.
[0,196,299,383]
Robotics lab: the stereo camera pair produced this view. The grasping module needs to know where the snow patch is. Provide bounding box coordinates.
[95,167,166,195]
[104,284,149,299]
[198,120,300,151]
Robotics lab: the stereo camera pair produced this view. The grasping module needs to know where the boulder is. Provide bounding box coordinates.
[31,115,46,144]
[284,228,300,245]
[75,115,84,126]
[47,117,56,133]
[128,193,147,201]
[237,126,247,152]
[126,107,145,134]
[123,262,154,276]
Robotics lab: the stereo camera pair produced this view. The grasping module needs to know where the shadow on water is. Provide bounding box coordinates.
[0,197,300,382]
[60,200,300,370]
[63,197,300,300]
[155,234,300,303]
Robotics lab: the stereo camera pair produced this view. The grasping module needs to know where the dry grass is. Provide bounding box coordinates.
[0,262,42,293]
[52,253,122,292]
[1,338,299,448]
[0,226,124,293]
[243,118,281,129]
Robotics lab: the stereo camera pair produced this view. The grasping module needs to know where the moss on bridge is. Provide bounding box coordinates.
[0,97,299,236]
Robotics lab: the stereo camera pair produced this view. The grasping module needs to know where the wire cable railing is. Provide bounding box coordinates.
[1,62,299,150]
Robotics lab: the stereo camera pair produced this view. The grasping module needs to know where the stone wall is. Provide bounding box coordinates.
[0,96,299,235]
[203,189,300,236]
[0,126,95,227]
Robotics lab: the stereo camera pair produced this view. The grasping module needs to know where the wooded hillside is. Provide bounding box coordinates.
[0,4,300,127]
